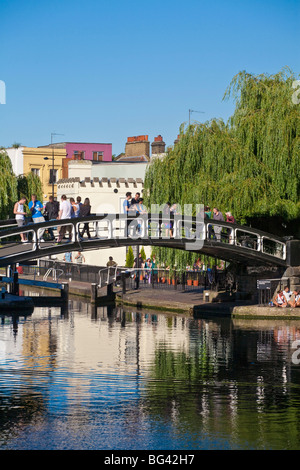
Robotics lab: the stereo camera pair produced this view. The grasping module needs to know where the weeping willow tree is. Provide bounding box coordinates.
[0,149,44,219]
[224,66,300,220]
[144,68,300,269]
[17,172,43,206]
[0,150,18,219]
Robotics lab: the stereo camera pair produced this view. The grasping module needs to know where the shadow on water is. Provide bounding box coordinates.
[1,293,300,450]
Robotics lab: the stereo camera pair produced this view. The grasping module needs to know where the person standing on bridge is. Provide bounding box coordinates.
[123,192,132,236]
[14,196,27,242]
[131,193,140,213]
[29,194,46,242]
[70,198,79,218]
[44,195,60,241]
[79,198,91,238]
[57,195,73,243]
[225,211,236,243]
[213,207,224,242]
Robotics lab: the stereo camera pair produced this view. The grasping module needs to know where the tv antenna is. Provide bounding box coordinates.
[189,109,205,125]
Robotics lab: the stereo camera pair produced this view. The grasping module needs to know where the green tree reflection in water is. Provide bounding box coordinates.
[143,318,300,450]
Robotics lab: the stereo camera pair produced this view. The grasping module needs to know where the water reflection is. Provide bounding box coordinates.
[0,298,300,450]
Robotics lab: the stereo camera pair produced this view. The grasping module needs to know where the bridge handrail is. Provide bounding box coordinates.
[98,265,118,287]
[0,213,288,265]
[0,213,286,240]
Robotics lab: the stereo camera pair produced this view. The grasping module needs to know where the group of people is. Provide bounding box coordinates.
[123,194,236,241]
[14,193,92,243]
[123,192,147,215]
[273,286,300,308]
[203,206,236,241]
[133,252,158,284]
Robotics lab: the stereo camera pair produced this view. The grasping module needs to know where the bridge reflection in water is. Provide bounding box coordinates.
[0,213,290,268]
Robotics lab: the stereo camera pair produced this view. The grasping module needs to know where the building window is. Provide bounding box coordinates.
[93,151,103,161]
[49,169,58,184]
[73,151,85,160]
[31,168,40,176]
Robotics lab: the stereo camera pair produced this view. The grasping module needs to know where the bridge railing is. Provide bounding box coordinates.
[0,213,287,263]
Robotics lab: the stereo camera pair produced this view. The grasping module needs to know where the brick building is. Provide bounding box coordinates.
[124,135,150,159]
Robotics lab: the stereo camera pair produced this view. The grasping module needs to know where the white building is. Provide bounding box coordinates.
[68,159,149,182]
[5,146,24,176]
[56,162,150,267]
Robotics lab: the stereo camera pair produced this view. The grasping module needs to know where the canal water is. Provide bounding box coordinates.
[1,297,300,450]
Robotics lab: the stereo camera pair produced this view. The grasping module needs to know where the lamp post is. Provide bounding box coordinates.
[44,132,64,199]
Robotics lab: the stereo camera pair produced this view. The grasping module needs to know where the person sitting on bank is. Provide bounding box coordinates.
[273,289,288,308]
[283,286,293,303]
[288,291,300,308]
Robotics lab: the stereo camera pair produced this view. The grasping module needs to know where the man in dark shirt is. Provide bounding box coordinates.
[130,192,140,217]
[45,196,60,240]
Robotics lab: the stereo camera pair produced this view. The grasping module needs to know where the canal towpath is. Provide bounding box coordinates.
[5,271,300,319]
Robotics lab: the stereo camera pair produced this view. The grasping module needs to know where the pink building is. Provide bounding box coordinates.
[65,142,112,161]
[39,142,112,162]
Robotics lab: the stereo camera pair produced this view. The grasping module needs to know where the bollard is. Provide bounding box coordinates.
[107,282,113,297]
[91,283,97,303]
[12,270,19,296]
[61,283,69,303]
[204,292,210,303]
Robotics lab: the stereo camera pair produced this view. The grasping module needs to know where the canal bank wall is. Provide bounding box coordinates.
[114,288,300,319]
[2,272,300,320]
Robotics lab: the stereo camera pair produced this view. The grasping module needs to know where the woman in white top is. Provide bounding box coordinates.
[273,290,287,308]
[13,197,27,242]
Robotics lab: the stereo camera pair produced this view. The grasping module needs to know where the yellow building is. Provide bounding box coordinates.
[22,147,66,201]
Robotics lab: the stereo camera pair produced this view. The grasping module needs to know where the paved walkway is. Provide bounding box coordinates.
[16,273,300,319]
[116,287,206,314]
[17,272,208,313]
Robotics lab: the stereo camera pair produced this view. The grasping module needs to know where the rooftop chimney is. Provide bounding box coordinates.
[151,135,166,155]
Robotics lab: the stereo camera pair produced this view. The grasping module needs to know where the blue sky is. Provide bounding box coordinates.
[0,0,299,155]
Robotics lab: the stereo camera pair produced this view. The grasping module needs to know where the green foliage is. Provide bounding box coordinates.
[0,150,18,219]
[125,246,135,268]
[0,150,43,219]
[140,246,146,261]
[17,172,43,206]
[144,68,300,268]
